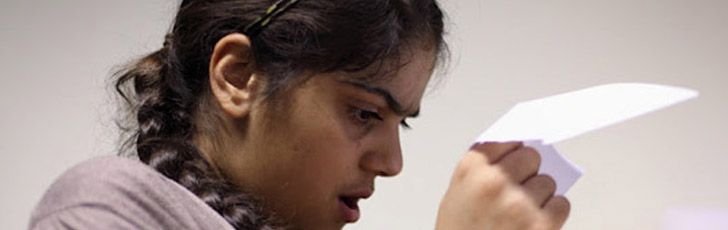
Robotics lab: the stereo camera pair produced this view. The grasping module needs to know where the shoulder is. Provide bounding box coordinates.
[29,156,233,230]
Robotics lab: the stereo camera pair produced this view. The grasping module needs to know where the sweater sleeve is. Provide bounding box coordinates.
[28,156,234,230]
[30,204,143,230]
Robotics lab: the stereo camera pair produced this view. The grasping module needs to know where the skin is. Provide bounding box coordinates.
[201,33,570,230]
[202,33,431,230]
[436,142,571,230]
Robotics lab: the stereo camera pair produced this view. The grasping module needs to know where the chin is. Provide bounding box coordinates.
[287,215,346,230]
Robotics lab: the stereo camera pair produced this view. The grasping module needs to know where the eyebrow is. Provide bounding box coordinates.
[341,81,420,118]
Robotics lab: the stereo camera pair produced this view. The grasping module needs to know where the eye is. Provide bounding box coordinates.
[352,108,383,126]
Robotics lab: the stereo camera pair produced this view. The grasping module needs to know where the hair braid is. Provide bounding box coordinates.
[114,0,446,229]
[115,34,283,229]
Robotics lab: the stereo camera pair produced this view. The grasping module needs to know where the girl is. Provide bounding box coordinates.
[30,0,570,229]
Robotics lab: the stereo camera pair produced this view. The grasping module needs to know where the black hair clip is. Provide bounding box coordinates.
[243,0,301,37]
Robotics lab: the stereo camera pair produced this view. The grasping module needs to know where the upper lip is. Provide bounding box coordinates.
[341,187,374,199]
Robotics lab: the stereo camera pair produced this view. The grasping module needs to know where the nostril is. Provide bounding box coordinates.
[375,170,389,177]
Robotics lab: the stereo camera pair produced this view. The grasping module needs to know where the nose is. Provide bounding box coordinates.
[359,125,403,177]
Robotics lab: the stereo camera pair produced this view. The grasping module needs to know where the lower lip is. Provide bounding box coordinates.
[339,199,360,223]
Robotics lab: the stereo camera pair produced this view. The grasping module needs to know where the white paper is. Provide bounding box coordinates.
[475,83,698,195]
[523,140,583,196]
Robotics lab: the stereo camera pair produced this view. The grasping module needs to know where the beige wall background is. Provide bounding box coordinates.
[2,0,726,229]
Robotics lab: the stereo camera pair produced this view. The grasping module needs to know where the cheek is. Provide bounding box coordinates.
[287,109,361,181]
[276,98,361,184]
[290,93,364,167]
[268,107,361,224]
[254,80,368,226]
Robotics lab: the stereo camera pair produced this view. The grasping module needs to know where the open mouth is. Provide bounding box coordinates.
[338,187,372,223]
[341,196,359,210]
[339,196,361,223]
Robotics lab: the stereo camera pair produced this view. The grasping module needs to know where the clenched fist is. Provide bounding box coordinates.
[436,142,570,230]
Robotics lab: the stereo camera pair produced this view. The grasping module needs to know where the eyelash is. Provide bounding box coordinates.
[400,119,411,129]
[353,108,411,129]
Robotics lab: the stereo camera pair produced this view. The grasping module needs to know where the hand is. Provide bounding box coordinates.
[436,142,570,230]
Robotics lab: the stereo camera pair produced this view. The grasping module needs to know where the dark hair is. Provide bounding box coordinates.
[114,0,446,229]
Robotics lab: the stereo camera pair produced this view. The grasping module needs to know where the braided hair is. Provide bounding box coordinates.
[114,0,446,229]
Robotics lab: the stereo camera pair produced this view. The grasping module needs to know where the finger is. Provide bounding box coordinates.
[522,174,556,207]
[494,146,540,183]
[470,141,523,163]
[543,196,570,229]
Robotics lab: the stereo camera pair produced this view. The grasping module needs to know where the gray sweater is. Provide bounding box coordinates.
[29,156,235,230]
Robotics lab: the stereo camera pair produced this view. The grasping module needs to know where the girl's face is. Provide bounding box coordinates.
[210,46,436,229]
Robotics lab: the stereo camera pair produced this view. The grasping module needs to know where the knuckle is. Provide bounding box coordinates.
[487,169,509,190]
[473,141,523,162]
[503,195,536,221]
[544,196,571,227]
[531,174,556,194]
[522,147,542,167]
[453,154,478,181]
[552,196,571,215]
[472,169,508,198]
[469,142,490,153]
[541,175,557,194]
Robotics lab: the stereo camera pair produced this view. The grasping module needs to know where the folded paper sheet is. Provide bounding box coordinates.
[475,83,698,195]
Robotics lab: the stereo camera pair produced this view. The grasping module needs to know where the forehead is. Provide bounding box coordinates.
[368,48,437,112]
